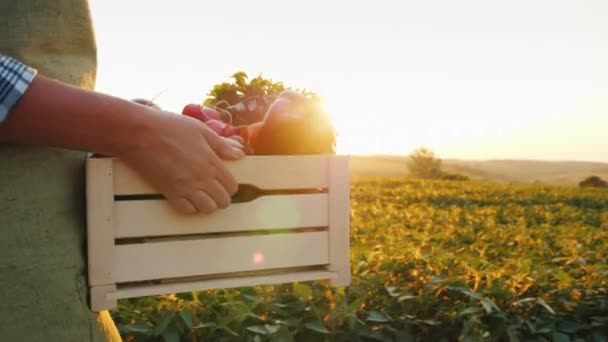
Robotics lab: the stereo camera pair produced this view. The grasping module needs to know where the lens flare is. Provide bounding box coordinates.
[255,196,301,228]
[252,251,265,265]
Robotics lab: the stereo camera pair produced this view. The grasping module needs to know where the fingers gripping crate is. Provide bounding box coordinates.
[86,155,351,311]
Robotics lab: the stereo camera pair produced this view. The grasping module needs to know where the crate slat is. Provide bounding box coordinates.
[86,158,115,286]
[86,155,350,312]
[113,231,329,283]
[115,194,328,238]
[112,155,331,195]
[328,155,352,286]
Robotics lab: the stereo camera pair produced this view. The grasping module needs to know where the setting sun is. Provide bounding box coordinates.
[320,94,367,155]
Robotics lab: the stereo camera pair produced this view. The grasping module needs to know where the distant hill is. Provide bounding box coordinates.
[349,155,608,186]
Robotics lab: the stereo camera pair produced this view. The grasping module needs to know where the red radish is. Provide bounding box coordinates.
[182,104,222,123]
[182,104,207,121]
[202,107,222,121]
[179,89,336,156]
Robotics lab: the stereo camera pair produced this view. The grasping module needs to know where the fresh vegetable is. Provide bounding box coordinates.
[181,104,222,122]
[181,90,336,155]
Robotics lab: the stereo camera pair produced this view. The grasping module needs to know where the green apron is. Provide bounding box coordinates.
[0,1,121,340]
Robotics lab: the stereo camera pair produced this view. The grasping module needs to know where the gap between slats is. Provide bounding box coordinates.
[115,265,331,288]
[107,268,336,300]
[116,226,328,245]
[114,186,327,203]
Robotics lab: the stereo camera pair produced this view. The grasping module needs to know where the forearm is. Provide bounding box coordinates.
[0,56,245,214]
[0,73,152,156]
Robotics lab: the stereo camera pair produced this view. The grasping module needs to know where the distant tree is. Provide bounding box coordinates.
[203,71,320,126]
[579,175,607,188]
[406,147,443,179]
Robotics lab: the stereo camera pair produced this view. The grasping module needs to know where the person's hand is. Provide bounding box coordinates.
[0,74,244,213]
[118,108,246,215]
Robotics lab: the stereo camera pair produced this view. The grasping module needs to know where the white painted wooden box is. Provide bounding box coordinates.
[86,155,351,311]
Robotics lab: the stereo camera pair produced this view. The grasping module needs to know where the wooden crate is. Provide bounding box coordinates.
[86,155,351,311]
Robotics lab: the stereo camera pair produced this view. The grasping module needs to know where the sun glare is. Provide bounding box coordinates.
[320,89,413,156]
[321,95,355,155]
[89,0,608,162]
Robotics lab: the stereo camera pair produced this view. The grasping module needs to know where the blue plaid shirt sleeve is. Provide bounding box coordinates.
[0,54,38,124]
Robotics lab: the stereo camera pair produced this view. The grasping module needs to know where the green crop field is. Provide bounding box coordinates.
[111,178,608,341]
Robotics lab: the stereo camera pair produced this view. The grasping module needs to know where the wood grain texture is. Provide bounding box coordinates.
[90,284,117,311]
[115,194,328,238]
[113,231,330,283]
[86,158,115,286]
[86,155,351,311]
[328,155,352,286]
[113,155,331,195]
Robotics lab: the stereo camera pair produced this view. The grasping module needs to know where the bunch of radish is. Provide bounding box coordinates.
[182,90,336,155]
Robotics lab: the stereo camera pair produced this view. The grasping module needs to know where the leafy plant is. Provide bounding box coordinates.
[579,176,607,188]
[111,178,608,341]
[202,71,321,126]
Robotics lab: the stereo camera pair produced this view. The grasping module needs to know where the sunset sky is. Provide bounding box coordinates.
[89,0,608,162]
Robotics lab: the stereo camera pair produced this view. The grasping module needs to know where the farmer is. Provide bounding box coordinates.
[0,1,245,340]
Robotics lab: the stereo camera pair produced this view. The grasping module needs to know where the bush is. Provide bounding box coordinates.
[579,175,607,188]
